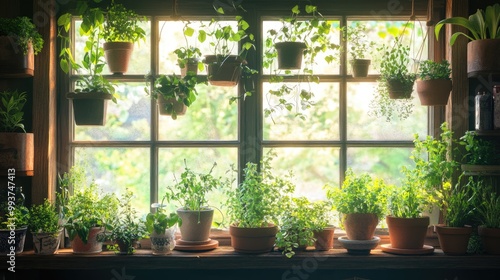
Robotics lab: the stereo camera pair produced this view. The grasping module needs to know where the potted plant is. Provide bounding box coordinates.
[0,90,34,174]
[0,16,44,77]
[368,81,415,122]
[101,0,146,74]
[224,151,295,253]
[476,182,500,255]
[145,73,201,119]
[58,3,116,125]
[310,200,335,251]
[145,201,182,255]
[435,3,500,77]
[62,166,118,254]
[174,21,204,77]
[164,161,228,249]
[0,187,28,254]
[459,131,500,174]
[416,60,452,106]
[344,22,375,77]
[106,190,147,255]
[379,40,416,99]
[28,199,63,255]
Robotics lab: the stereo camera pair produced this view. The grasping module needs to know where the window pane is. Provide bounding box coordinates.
[157,84,238,141]
[346,82,427,140]
[264,147,340,200]
[263,83,340,140]
[74,148,151,215]
[75,83,151,141]
[347,147,414,185]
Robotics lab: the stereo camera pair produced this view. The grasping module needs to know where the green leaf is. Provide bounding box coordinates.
[184,26,194,37]
[291,5,300,15]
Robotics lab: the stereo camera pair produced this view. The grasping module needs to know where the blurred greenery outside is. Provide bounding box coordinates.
[70,18,429,227]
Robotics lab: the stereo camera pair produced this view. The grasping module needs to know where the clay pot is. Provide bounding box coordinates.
[204,55,243,86]
[435,226,472,255]
[0,36,34,77]
[467,39,500,77]
[386,79,415,99]
[103,42,134,75]
[350,59,371,78]
[177,208,214,242]
[70,227,104,254]
[386,216,430,249]
[0,132,34,173]
[478,226,500,255]
[313,226,335,251]
[229,224,277,254]
[416,79,452,106]
[275,41,307,70]
[67,92,112,126]
[343,213,378,240]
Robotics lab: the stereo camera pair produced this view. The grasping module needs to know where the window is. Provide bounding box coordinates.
[61,7,431,215]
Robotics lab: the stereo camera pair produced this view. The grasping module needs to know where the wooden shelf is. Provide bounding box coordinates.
[462,165,500,176]
[475,130,500,137]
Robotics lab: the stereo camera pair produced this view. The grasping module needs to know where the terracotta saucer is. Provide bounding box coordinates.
[174,239,219,251]
[381,244,434,255]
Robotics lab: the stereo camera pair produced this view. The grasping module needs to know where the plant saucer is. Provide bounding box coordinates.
[381,244,434,255]
[337,236,380,255]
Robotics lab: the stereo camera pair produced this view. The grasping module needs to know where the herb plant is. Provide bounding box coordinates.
[459,131,499,165]
[0,90,27,132]
[344,22,375,60]
[388,166,430,218]
[379,40,416,90]
[0,16,44,55]
[145,201,182,235]
[418,60,451,80]
[0,187,28,229]
[28,199,61,236]
[101,0,146,43]
[445,180,476,227]
[476,183,500,228]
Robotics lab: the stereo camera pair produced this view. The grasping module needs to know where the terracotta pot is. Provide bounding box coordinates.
[0,132,34,173]
[180,60,199,77]
[478,226,500,255]
[386,79,414,99]
[67,92,112,126]
[204,55,243,86]
[467,39,500,77]
[177,208,214,242]
[435,226,472,255]
[350,59,371,78]
[0,36,34,77]
[150,228,176,255]
[343,213,378,240]
[416,79,452,106]
[70,227,104,254]
[229,224,277,253]
[313,226,335,251]
[103,42,134,75]
[0,227,27,254]
[275,41,307,70]
[386,216,429,249]
[33,230,63,255]
[157,95,187,117]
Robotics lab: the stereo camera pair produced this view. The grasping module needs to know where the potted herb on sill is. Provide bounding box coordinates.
[416,60,452,106]
[58,5,117,126]
[174,21,204,77]
[28,199,63,255]
[476,182,500,255]
[145,201,182,255]
[435,3,500,77]
[164,161,229,249]
[224,151,295,254]
[344,22,375,78]
[310,200,335,251]
[379,40,416,99]
[102,0,146,75]
[0,90,34,174]
[0,187,28,254]
[0,16,43,77]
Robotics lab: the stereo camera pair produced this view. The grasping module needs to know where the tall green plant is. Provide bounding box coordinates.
[0,90,27,132]
[102,0,146,43]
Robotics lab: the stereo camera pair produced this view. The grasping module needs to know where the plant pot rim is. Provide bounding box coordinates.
[203,54,245,64]
[275,41,307,48]
[177,207,214,212]
[67,91,113,100]
[350,58,371,63]
[229,223,276,229]
[32,228,64,236]
[386,215,430,219]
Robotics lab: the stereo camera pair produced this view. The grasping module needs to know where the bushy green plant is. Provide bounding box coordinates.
[368,81,414,122]
[0,90,27,132]
[343,22,375,60]
[225,150,295,228]
[28,199,61,236]
[445,179,476,227]
[101,0,146,43]
[326,169,391,220]
[435,3,500,45]
[379,40,416,89]
[388,166,431,218]
[0,16,44,55]
[459,131,499,165]
[418,60,451,80]
[145,201,182,235]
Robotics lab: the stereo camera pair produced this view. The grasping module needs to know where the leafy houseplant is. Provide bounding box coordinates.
[460,131,500,166]
[379,40,416,99]
[476,182,500,254]
[145,202,182,255]
[344,22,376,77]
[435,3,500,76]
[416,60,452,106]
[101,0,146,74]
[145,73,201,119]
[0,187,29,254]
[225,151,295,253]
[0,16,44,76]
[0,90,34,173]
[29,199,63,255]
[174,21,204,76]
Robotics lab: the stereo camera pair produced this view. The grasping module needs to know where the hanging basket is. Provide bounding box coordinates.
[67,92,112,126]
[350,59,371,78]
[204,55,243,87]
[416,79,452,106]
[275,41,307,70]
[157,95,187,118]
[386,79,415,99]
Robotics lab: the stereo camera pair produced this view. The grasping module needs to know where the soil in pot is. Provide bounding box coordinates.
[0,227,27,254]
[103,42,134,75]
[229,224,277,254]
[204,55,243,86]
[70,227,104,254]
[67,92,112,126]
[33,230,63,255]
[350,59,371,78]
[343,213,378,240]
[0,36,34,77]
[313,226,335,251]
[275,41,307,70]
[386,216,429,249]
[177,208,214,242]
[478,226,500,255]
[467,39,500,77]
[416,79,452,106]
[436,226,473,255]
